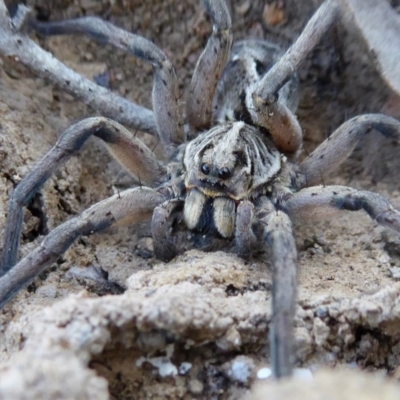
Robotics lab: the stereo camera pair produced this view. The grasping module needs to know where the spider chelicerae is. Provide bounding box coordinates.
[1,0,400,379]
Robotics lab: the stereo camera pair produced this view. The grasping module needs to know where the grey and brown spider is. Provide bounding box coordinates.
[1,0,400,379]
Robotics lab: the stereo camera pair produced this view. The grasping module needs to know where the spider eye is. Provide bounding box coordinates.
[201,163,210,175]
[218,167,232,180]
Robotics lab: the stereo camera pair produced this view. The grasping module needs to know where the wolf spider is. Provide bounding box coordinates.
[1,0,400,378]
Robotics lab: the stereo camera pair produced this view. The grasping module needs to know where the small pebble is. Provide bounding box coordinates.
[188,379,203,394]
[257,367,272,379]
[179,362,192,375]
[389,267,400,279]
[36,284,57,298]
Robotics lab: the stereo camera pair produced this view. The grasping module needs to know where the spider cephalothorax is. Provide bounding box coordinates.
[183,121,282,237]
[1,0,400,380]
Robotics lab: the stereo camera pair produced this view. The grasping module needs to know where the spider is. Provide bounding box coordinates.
[1,0,400,379]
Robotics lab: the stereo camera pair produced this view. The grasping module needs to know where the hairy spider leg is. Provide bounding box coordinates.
[284,186,400,235]
[299,114,400,187]
[0,187,165,308]
[186,0,233,135]
[0,3,157,135]
[234,200,256,259]
[152,198,184,262]
[0,117,167,276]
[256,197,297,378]
[30,15,184,152]
[252,0,340,154]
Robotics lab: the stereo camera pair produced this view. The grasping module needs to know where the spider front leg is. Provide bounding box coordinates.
[256,197,297,378]
[299,114,400,187]
[251,0,340,154]
[186,0,233,135]
[1,117,166,275]
[0,187,166,309]
[235,200,256,259]
[152,198,184,262]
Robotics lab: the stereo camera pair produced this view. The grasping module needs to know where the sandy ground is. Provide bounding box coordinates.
[1,0,400,399]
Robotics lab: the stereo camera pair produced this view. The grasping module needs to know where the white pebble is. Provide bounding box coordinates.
[257,367,272,379]
[179,362,192,375]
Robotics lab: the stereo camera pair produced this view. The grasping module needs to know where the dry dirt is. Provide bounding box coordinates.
[1,0,400,399]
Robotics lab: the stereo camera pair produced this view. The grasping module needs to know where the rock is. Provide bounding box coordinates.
[251,368,400,400]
